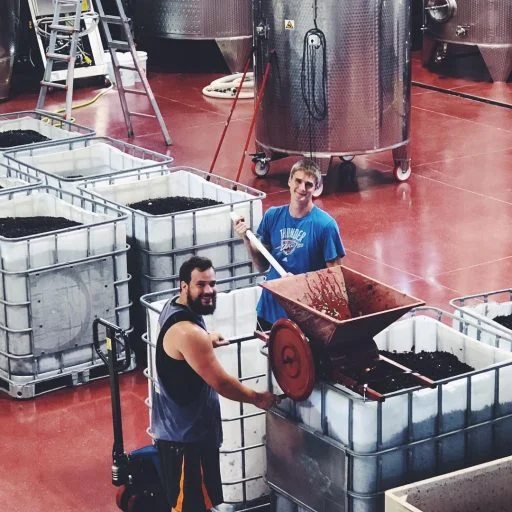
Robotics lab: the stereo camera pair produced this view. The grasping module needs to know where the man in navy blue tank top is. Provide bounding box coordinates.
[233,159,346,330]
[152,256,279,512]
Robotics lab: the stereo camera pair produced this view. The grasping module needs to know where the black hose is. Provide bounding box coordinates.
[300,27,328,121]
[300,0,328,157]
[412,81,512,110]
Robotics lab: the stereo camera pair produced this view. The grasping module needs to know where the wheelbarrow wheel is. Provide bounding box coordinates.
[252,159,270,177]
[393,161,412,182]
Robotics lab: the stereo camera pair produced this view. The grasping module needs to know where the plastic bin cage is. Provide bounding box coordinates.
[267,306,512,512]
[3,136,173,192]
[79,166,266,293]
[140,272,264,341]
[0,111,95,161]
[140,274,267,506]
[0,185,132,399]
[0,162,42,194]
[384,454,512,512]
[450,288,512,351]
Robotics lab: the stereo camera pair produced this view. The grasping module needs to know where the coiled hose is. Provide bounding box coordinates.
[202,72,254,99]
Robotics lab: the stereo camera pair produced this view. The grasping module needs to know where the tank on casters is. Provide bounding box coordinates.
[251,0,412,193]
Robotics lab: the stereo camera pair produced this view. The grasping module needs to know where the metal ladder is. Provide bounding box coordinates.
[36,0,83,120]
[95,0,172,145]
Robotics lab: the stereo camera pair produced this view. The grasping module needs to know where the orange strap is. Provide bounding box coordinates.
[173,458,213,511]
[174,459,185,512]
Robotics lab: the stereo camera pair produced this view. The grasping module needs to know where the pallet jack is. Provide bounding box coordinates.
[92,318,168,512]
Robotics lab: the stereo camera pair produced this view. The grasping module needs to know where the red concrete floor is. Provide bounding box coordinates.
[0,49,512,512]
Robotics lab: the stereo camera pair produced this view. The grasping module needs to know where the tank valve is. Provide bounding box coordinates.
[455,25,469,38]
[308,34,321,49]
[425,0,457,23]
[256,22,270,39]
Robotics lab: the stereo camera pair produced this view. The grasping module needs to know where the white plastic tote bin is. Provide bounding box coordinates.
[3,136,173,191]
[385,455,512,512]
[0,111,94,164]
[450,289,512,351]
[0,163,41,193]
[0,185,131,399]
[79,166,265,292]
[79,166,264,353]
[268,307,512,512]
[141,275,268,507]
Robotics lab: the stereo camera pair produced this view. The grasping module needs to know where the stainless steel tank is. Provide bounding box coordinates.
[253,0,412,181]
[134,0,252,73]
[423,0,512,82]
[0,0,20,100]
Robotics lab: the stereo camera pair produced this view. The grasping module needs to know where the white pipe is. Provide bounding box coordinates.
[230,212,287,277]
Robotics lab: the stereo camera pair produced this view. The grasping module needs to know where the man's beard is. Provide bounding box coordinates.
[188,291,217,315]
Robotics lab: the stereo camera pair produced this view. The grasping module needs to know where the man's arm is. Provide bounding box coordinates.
[326,257,343,267]
[208,330,229,348]
[232,217,270,272]
[324,219,347,301]
[164,322,277,410]
[322,216,346,269]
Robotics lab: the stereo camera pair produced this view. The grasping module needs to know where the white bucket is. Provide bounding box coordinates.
[104,50,147,87]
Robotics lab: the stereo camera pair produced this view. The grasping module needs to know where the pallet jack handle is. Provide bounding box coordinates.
[92,317,131,486]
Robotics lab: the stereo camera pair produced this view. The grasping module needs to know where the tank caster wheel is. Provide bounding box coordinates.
[312,176,324,198]
[339,155,354,162]
[393,161,412,182]
[251,159,270,177]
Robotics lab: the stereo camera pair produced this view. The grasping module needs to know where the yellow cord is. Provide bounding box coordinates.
[52,83,114,122]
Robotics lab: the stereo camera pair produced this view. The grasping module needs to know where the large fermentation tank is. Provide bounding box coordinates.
[134,0,252,73]
[423,0,512,82]
[253,0,412,182]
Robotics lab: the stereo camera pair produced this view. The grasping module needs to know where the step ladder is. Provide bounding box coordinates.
[36,0,83,120]
[95,0,172,145]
